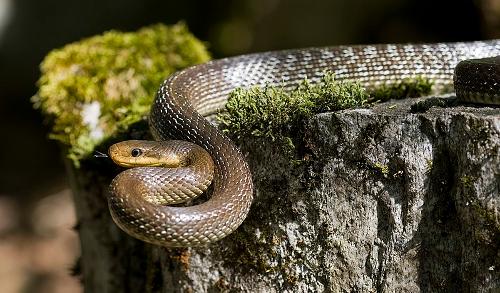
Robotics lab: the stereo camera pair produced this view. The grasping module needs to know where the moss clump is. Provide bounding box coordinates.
[217,71,368,154]
[218,74,435,156]
[32,23,211,166]
[460,175,476,188]
[425,159,433,174]
[369,76,433,103]
[373,162,389,177]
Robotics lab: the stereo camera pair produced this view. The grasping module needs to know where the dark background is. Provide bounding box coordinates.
[0,0,499,291]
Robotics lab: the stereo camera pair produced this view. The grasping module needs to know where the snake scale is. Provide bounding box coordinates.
[108,40,500,247]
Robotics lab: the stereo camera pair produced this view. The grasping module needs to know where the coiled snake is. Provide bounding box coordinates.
[108,40,500,247]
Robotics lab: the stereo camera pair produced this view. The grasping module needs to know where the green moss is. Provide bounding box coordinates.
[217,71,368,155]
[374,162,389,177]
[218,74,436,157]
[460,184,500,241]
[460,175,476,188]
[368,76,433,103]
[425,159,433,174]
[32,23,211,166]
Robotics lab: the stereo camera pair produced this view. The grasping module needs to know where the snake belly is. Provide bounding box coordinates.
[109,40,500,247]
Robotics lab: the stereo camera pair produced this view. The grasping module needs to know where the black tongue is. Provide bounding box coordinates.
[94,150,109,158]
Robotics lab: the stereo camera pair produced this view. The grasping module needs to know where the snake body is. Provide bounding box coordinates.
[109,40,500,247]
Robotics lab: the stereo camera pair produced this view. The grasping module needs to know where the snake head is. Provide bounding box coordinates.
[108,140,181,168]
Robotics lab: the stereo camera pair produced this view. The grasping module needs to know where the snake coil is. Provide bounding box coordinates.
[108,40,500,247]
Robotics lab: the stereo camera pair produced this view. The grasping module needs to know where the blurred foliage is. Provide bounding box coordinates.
[32,23,211,166]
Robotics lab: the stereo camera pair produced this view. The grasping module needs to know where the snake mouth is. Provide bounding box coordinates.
[113,161,138,168]
[112,160,165,168]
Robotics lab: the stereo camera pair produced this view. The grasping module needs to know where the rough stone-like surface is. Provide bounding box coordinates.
[71,95,500,292]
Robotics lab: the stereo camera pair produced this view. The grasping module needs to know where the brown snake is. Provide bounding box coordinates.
[108,40,500,247]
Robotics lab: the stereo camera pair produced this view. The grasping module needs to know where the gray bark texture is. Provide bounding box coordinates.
[70,96,500,292]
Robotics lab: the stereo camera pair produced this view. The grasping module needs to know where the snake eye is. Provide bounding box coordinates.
[131,148,142,157]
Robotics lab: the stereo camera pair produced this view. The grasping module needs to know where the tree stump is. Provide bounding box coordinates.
[70,95,500,292]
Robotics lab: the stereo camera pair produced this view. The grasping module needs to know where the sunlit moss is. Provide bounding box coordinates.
[217,71,368,154]
[218,73,434,156]
[32,23,211,166]
[374,162,389,177]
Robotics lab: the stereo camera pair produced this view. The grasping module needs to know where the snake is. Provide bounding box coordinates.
[107,40,500,247]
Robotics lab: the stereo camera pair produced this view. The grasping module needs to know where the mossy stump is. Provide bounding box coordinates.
[32,23,213,292]
[33,25,500,291]
[147,95,499,292]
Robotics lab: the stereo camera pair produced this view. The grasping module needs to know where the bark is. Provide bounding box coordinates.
[69,96,500,292]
